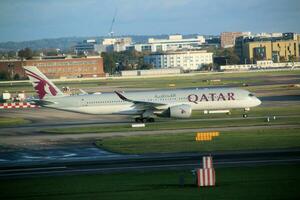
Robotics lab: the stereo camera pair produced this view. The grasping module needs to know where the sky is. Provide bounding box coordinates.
[0,0,299,42]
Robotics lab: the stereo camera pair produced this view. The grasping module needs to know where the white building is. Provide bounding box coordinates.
[254,32,283,38]
[144,50,213,70]
[74,37,133,54]
[100,37,132,52]
[132,35,205,53]
[121,68,181,77]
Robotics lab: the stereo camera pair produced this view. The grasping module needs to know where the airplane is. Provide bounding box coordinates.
[23,66,261,122]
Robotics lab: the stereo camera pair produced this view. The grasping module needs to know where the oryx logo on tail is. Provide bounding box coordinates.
[23,66,64,99]
[25,69,57,99]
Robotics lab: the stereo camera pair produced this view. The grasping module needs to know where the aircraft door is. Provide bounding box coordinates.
[81,98,88,106]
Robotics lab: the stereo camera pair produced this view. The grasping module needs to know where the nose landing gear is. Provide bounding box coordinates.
[243,108,250,118]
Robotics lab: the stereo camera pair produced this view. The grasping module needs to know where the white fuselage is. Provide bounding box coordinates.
[43,87,261,115]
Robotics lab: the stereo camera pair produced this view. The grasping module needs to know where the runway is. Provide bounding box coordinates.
[0,145,127,166]
[0,149,299,178]
[0,86,299,179]
[1,101,300,149]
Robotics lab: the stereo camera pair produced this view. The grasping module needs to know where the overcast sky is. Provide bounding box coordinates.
[0,0,299,42]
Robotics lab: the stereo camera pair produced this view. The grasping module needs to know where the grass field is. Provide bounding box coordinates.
[44,113,300,134]
[96,127,300,154]
[0,165,299,200]
[192,105,300,118]
[1,69,300,94]
[0,117,30,127]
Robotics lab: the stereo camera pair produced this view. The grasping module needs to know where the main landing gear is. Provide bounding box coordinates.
[243,108,250,118]
[134,117,155,123]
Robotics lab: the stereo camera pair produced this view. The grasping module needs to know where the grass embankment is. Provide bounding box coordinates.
[0,165,299,200]
[96,128,300,154]
[0,117,30,127]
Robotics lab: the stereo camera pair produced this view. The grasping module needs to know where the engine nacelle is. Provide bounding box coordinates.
[161,104,192,118]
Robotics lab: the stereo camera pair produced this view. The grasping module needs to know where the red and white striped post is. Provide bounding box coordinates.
[203,156,213,169]
[197,168,216,187]
[196,156,216,187]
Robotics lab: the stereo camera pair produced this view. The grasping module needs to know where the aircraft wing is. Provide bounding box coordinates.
[114,91,166,110]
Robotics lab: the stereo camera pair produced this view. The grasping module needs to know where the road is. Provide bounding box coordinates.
[0,149,299,178]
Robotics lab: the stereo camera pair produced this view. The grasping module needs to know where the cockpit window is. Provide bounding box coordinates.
[248,93,254,97]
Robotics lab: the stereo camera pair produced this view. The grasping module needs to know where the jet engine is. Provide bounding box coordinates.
[161,104,192,118]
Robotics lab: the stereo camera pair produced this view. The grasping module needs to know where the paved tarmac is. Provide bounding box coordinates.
[0,148,299,178]
[0,82,299,178]
[0,145,128,166]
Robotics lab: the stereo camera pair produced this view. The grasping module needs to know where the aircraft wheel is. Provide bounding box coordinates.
[147,118,155,123]
[135,117,142,123]
[243,114,248,118]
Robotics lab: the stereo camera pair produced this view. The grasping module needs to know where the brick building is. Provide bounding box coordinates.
[0,56,104,79]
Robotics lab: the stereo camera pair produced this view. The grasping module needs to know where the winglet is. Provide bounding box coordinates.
[114,91,132,102]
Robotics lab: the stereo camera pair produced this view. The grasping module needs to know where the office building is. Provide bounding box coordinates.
[74,39,99,54]
[100,37,132,52]
[144,50,213,70]
[236,37,299,63]
[132,35,205,53]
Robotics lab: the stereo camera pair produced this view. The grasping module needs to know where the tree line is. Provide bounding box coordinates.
[101,50,154,74]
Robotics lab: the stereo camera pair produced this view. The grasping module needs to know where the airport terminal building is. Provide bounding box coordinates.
[0,56,105,79]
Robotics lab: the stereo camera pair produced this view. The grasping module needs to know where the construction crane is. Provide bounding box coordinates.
[108,8,117,37]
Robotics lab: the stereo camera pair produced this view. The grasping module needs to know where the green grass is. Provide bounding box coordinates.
[1,69,300,94]
[192,105,300,118]
[44,114,300,134]
[96,128,300,154]
[0,165,299,200]
[0,117,30,127]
